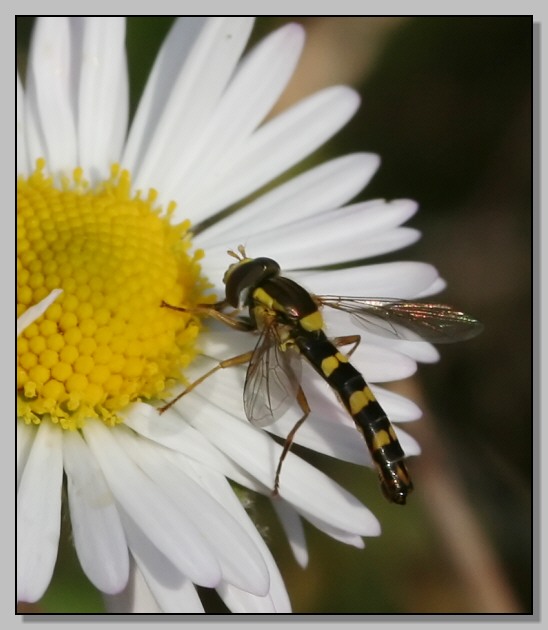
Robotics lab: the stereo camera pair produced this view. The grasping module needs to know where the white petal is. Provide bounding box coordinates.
[114,425,270,596]
[119,521,205,613]
[63,430,129,594]
[164,23,305,214]
[271,499,308,568]
[17,73,28,174]
[17,421,35,489]
[362,336,440,363]
[267,411,368,465]
[121,402,253,488]
[121,403,222,467]
[81,421,222,587]
[25,17,77,173]
[418,276,447,297]
[188,86,361,220]
[104,559,164,613]
[182,396,380,537]
[174,458,291,612]
[122,17,205,172]
[74,17,128,179]
[347,342,417,382]
[17,421,63,602]
[197,152,380,248]
[298,261,441,299]
[393,426,421,457]
[197,327,255,359]
[134,563,204,613]
[118,512,192,608]
[236,200,420,267]
[217,583,283,614]
[303,514,366,548]
[273,447,380,535]
[125,18,254,191]
[369,386,423,422]
[17,289,62,337]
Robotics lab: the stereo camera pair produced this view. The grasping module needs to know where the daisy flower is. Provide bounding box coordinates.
[17,17,444,613]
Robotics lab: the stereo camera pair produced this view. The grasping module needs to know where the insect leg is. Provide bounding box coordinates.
[161,300,254,331]
[273,386,311,496]
[158,350,254,413]
[332,334,361,358]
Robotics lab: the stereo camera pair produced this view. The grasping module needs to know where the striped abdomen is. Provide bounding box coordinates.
[296,331,413,505]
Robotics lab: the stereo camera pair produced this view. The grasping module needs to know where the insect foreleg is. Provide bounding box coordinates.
[161,300,254,331]
[273,386,311,496]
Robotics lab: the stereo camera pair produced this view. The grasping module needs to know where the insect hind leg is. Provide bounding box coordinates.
[158,351,254,413]
[273,385,311,496]
[332,334,361,358]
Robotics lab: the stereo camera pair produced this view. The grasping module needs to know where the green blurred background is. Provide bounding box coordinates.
[17,16,532,614]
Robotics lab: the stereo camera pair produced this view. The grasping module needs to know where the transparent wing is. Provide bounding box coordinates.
[318,296,483,343]
[243,323,302,427]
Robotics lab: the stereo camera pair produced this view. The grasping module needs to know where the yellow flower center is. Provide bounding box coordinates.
[17,160,212,429]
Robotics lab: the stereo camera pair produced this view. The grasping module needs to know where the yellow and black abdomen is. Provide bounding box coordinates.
[296,330,413,505]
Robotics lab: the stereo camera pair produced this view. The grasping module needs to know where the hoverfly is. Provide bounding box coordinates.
[160,246,483,504]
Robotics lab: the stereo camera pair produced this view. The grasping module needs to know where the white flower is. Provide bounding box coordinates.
[17,17,443,613]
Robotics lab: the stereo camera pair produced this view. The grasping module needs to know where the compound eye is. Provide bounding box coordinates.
[222,263,238,285]
[224,258,280,307]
